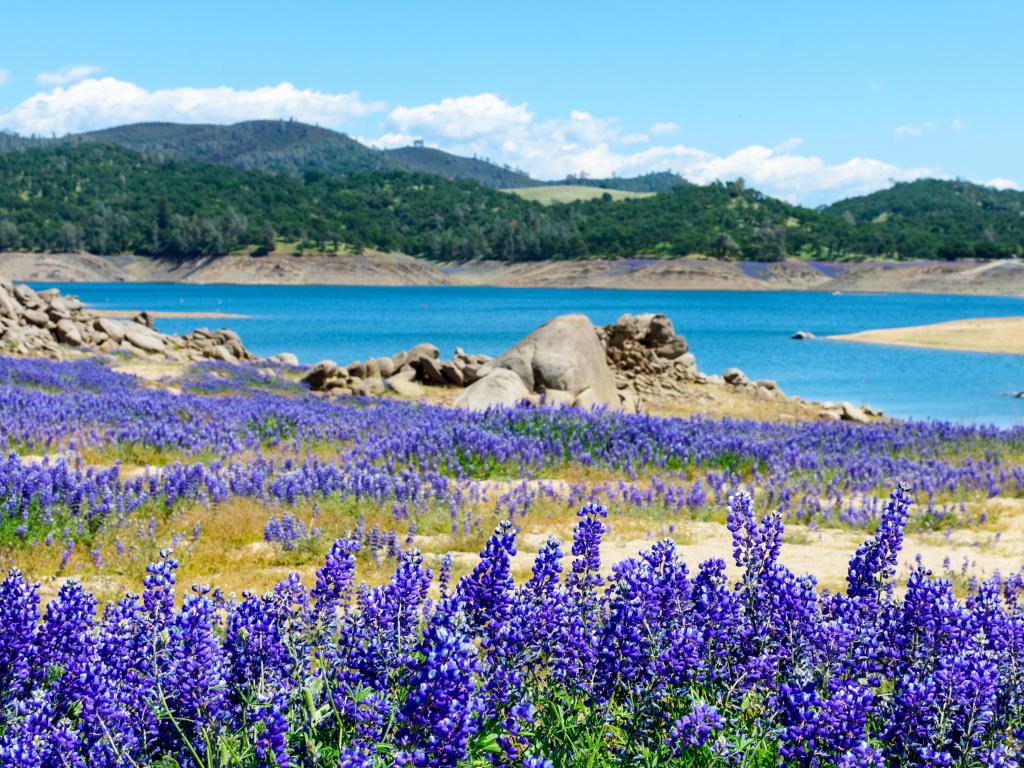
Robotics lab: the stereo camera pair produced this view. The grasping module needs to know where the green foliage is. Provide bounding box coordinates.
[384,145,537,188]
[0,135,1021,262]
[825,178,1024,260]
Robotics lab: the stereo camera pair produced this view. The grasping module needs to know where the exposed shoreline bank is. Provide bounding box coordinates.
[830,316,1024,356]
[2,251,1024,297]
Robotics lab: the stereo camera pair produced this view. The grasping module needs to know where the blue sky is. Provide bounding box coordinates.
[1,0,1020,204]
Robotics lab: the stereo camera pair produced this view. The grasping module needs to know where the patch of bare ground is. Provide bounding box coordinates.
[5,251,1024,295]
[830,316,1024,356]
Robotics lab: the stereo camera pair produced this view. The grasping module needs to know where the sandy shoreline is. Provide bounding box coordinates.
[830,316,1024,355]
[2,251,1024,296]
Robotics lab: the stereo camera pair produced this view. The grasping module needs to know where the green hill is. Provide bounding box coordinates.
[0,140,1021,263]
[74,120,394,175]
[559,171,688,193]
[825,179,1024,259]
[384,145,536,188]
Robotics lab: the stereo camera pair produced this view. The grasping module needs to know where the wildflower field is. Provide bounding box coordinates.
[2,355,1024,766]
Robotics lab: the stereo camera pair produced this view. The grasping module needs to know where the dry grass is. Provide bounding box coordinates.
[504,185,655,205]
[8,480,1021,607]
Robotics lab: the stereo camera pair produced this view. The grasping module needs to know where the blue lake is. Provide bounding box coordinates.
[31,282,1024,426]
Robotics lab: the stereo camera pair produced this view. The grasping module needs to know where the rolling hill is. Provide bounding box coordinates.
[73,120,394,175]
[0,132,1022,263]
[383,145,536,188]
[1,120,681,192]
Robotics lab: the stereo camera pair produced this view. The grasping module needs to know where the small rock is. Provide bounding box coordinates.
[95,317,126,342]
[540,389,575,407]
[722,368,748,386]
[386,375,425,398]
[269,352,299,366]
[454,369,531,411]
[54,319,83,346]
[839,401,870,424]
[124,328,166,354]
[791,331,815,340]
[22,309,49,328]
[372,356,396,378]
[417,356,446,386]
[440,360,465,387]
[355,377,386,396]
[301,360,338,390]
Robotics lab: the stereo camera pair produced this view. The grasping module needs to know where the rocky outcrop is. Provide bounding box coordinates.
[301,345,493,397]
[597,313,698,408]
[0,277,256,362]
[301,310,883,423]
[490,314,619,405]
[791,330,815,340]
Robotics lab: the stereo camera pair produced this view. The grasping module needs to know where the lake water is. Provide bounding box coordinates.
[31,282,1024,426]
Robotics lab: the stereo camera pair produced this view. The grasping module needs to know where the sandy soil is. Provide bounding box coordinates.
[4,251,1024,296]
[831,316,1024,355]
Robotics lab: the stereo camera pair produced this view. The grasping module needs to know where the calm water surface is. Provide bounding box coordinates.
[32,283,1024,426]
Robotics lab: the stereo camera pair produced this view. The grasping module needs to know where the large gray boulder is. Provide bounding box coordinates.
[453,368,531,411]
[491,314,619,405]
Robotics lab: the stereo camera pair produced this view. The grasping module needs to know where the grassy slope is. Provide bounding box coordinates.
[506,185,656,204]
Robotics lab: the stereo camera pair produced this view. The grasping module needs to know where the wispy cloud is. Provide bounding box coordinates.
[0,78,386,136]
[894,121,936,139]
[0,69,10,87]
[986,177,1021,191]
[951,117,967,133]
[36,64,104,86]
[650,121,679,135]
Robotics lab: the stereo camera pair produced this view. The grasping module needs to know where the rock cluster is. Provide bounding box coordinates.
[302,344,493,398]
[302,310,882,423]
[459,314,621,411]
[717,366,788,403]
[597,313,699,408]
[0,278,256,362]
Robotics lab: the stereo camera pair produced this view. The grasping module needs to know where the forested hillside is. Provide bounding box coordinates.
[560,171,688,193]
[75,121,395,175]
[0,141,1021,262]
[384,145,536,188]
[826,179,1024,260]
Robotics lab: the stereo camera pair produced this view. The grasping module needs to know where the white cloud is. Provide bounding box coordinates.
[650,121,679,135]
[895,121,936,139]
[870,83,882,92]
[0,80,956,204]
[0,77,386,136]
[388,93,531,141]
[379,93,939,203]
[951,117,967,133]
[986,177,1021,191]
[0,69,9,87]
[36,64,104,86]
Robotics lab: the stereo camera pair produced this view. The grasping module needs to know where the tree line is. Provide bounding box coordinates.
[0,143,1021,262]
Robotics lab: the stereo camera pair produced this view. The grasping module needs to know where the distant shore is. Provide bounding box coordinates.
[3,251,1024,297]
[830,317,1024,355]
